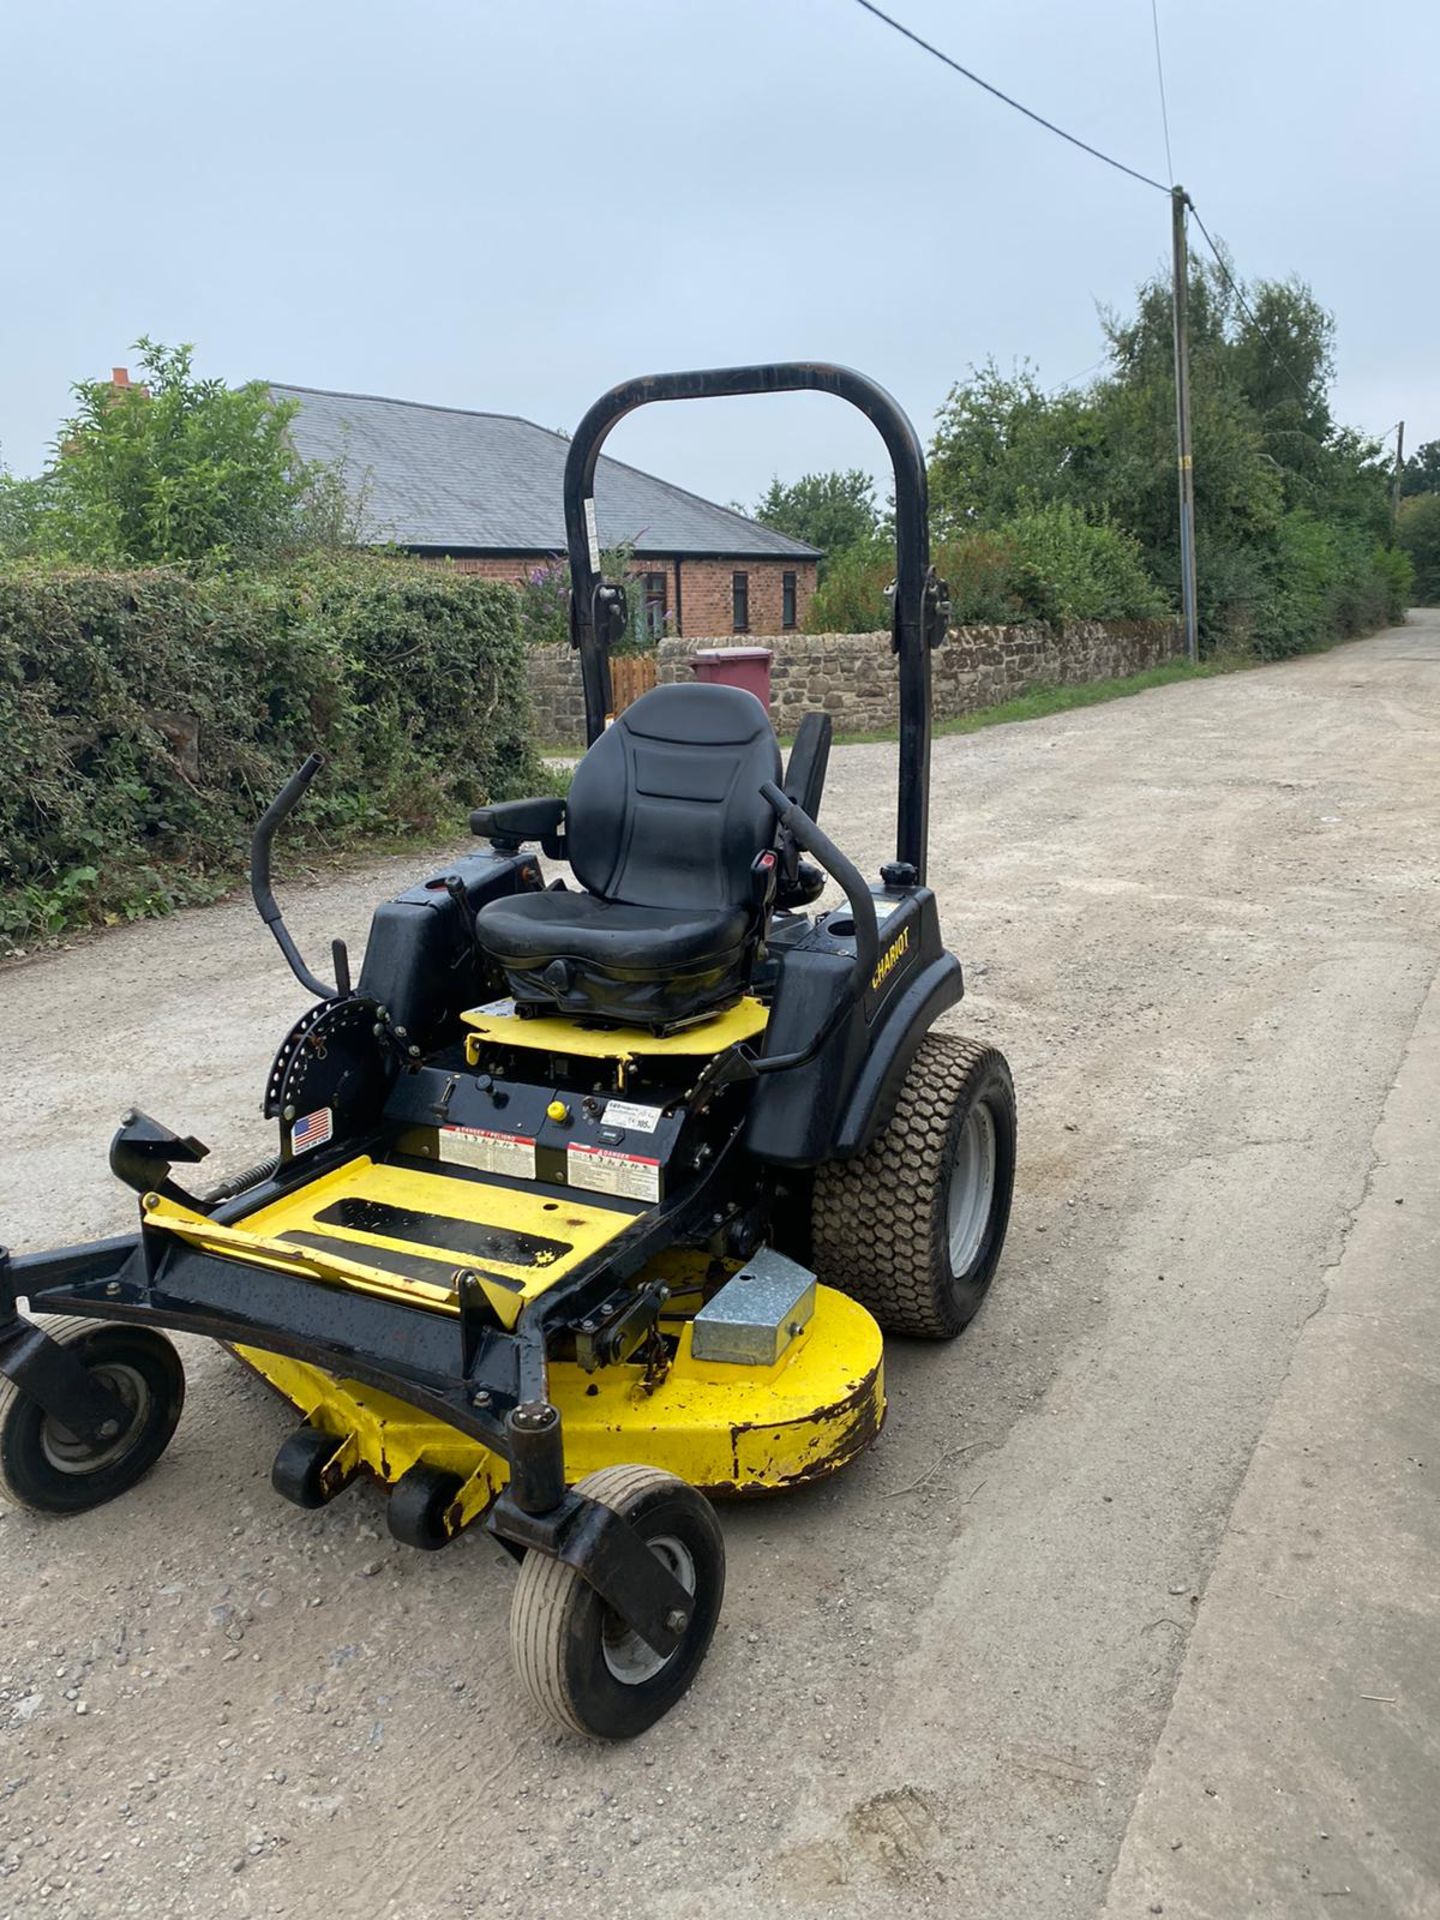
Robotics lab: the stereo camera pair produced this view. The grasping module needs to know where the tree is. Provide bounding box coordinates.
[754,469,878,573]
[1397,494,1440,603]
[0,469,55,560]
[928,264,1398,654]
[927,361,1090,532]
[1400,439,1440,498]
[7,339,350,567]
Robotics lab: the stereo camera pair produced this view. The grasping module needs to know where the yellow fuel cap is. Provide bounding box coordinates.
[546,1099,570,1123]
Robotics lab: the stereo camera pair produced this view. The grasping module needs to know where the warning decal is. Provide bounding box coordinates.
[601,1099,663,1135]
[567,1142,661,1204]
[439,1125,537,1180]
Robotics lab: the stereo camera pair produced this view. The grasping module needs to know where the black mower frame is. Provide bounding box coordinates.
[0,362,951,1659]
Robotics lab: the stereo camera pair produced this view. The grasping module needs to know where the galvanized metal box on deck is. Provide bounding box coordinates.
[691,1247,816,1366]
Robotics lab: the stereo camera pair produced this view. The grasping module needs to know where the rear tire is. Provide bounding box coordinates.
[0,1318,185,1514]
[510,1465,724,1739]
[812,1031,1016,1338]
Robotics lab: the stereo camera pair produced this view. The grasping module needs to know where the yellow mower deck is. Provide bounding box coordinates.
[233,1285,883,1527]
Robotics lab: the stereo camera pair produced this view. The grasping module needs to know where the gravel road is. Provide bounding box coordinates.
[1,612,1437,1919]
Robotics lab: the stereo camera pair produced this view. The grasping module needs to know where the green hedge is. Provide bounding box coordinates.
[0,553,541,948]
[1247,513,1412,660]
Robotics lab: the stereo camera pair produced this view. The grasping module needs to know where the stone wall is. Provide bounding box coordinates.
[525,618,1182,746]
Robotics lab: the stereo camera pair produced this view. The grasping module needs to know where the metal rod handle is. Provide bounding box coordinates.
[761,780,880,993]
[250,753,338,1001]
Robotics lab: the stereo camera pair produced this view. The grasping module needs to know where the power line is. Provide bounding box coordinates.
[1149,0,1175,185]
[845,0,1317,428]
[847,0,1309,423]
[848,0,1170,196]
[1044,358,1109,397]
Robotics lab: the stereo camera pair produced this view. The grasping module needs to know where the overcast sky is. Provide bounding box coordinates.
[4,0,1436,511]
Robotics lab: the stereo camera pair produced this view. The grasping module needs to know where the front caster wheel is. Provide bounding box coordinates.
[509,1465,725,1739]
[0,1318,185,1515]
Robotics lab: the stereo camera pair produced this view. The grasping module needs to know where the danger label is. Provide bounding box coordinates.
[567,1143,660,1204]
[439,1125,536,1180]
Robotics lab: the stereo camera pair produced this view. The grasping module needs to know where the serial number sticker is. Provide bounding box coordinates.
[291,1106,333,1155]
[474,996,517,1018]
[439,1125,536,1180]
[567,1143,661,1204]
[602,1099,663,1135]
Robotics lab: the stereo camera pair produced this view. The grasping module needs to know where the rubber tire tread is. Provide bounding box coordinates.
[811,1031,1015,1339]
[0,1316,185,1514]
[509,1464,722,1739]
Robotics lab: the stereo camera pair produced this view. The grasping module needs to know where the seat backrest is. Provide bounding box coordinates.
[566,682,782,911]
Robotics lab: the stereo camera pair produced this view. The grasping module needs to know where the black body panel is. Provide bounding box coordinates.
[357,852,539,1050]
[745,888,962,1167]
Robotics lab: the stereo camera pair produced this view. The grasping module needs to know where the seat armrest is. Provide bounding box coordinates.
[469,796,567,852]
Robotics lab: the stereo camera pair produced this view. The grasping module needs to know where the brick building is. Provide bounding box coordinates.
[274,385,818,636]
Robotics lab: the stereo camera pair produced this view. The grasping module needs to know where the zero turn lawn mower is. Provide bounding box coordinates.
[0,363,1016,1738]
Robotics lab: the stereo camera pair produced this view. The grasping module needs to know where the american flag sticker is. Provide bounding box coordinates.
[291,1106,334,1155]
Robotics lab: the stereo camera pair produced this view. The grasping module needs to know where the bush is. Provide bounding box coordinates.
[0,554,542,948]
[1248,513,1412,659]
[937,529,1025,624]
[1001,504,1170,623]
[804,535,893,631]
[1372,542,1414,622]
[805,509,1168,632]
[1397,494,1440,605]
[514,546,659,652]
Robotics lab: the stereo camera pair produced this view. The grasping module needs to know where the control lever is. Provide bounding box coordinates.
[250,753,347,1001]
[759,781,879,993]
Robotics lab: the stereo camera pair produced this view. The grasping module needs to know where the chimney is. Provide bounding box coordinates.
[111,367,131,389]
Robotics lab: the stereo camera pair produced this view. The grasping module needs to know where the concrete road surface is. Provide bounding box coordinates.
[1,612,1437,1920]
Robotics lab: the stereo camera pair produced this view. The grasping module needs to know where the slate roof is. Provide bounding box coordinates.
[270,384,819,561]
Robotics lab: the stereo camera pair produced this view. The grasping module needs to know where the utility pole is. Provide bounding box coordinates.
[1392,419,1405,532]
[1170,185,1199,665]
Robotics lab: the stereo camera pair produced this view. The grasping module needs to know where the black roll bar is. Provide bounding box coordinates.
[562,362,942,881]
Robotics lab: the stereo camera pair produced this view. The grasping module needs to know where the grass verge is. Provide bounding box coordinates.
[831,656,1235,748]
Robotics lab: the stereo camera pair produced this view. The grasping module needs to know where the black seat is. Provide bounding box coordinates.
[476,682,781,1026]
